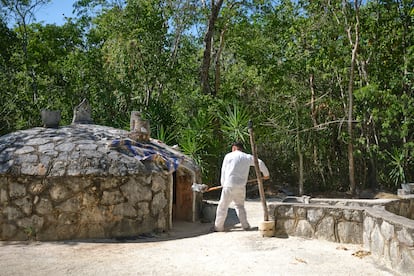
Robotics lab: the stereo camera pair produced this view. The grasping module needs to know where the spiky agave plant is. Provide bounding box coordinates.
[387,148,407,187]
[219,102,250,144]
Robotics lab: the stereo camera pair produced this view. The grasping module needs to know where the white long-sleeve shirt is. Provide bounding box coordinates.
[220,150,270,188]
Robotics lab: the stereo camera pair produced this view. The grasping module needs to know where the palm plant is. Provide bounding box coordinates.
[154,124,177,146]
[387,149,407,187]
[178,111,215,177]
[219,102,250,144]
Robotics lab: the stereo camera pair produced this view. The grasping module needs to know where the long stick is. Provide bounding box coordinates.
[195,177,267,193]
[248,120,269,221]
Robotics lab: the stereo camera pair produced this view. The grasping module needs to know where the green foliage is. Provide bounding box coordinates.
[141,99,178,145]
[154,124,177,146]
[178,109,216,177]
[386,149,407,187]
[218,102,250,144]
[179,128,205,164]
[1,0,413,193]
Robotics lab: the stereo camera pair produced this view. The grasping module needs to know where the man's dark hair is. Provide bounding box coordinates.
[232,141,244,150]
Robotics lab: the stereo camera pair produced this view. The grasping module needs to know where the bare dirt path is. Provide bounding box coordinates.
[0,200,394,276]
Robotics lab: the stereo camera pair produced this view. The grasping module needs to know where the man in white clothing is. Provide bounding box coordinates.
[213,142,270,232]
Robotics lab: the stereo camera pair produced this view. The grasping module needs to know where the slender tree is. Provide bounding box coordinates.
[200,0,224,95]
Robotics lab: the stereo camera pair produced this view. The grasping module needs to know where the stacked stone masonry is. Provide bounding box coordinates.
[269,196,414,275]
[0,174,169,241]
[0,124,199,241]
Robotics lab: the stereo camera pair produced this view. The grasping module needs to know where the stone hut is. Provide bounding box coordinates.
[0,104,201,241]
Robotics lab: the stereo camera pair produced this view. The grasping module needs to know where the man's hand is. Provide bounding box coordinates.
[263,175,270,180]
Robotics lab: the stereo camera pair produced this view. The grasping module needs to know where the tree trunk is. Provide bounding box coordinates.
[346,1,360,196]
[200,0,224,96]
[214,25,227,94]
[309,74,326,189]
[294,100,304,196]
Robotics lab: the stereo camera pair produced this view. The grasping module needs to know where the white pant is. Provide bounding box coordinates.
[214,186,250,231]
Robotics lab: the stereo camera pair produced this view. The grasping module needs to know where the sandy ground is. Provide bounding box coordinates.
[0,199,396,276]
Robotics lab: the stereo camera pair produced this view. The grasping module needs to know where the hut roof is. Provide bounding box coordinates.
[0,124,199,177]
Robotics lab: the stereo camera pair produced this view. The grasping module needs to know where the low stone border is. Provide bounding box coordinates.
[269,196,414,274]
[270,203,365,244]
[363,207,414,274]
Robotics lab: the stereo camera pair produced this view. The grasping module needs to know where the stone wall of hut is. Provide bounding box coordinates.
[0,173,171,241]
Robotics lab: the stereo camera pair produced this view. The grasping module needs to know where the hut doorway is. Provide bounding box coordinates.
[172,170,195,222]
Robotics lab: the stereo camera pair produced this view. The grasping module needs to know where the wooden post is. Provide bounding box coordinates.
[248,120,269,221]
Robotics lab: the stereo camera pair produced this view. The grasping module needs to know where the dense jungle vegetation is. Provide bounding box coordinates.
[1,0,413,195]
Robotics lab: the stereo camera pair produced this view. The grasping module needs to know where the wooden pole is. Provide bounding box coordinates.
[248,120,269,221]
